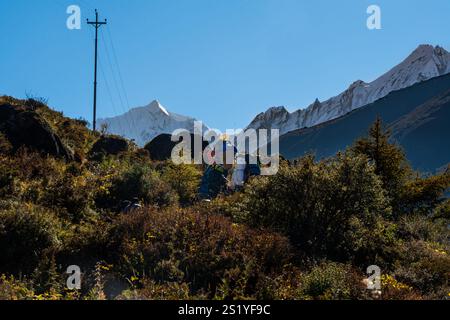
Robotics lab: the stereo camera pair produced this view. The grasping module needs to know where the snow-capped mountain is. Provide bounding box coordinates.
[98,100,208,147]
[247,45,450,135]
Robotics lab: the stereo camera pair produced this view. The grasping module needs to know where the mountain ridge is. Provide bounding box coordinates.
[278,72,450,172]
[248,44,450,135]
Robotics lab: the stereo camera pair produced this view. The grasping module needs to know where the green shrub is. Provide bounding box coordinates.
[398,214,449,244]
[60,220,111,263]
[397,172,450,216]
[300,262,363,300]
[42,165,96,222]
[161,163,202,206]
[234,154,391,263]
[119,279,203,300]
[380,274,421,300]
[0,150,62,202]
[0,275,34,300]
[393,240,450,298]
[0,205,62,275]
[31,253,63,294]
[251,265,304,300]
[101,164,178,210]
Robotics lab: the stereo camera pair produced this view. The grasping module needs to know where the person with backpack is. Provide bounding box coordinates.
[198,140,236,201]
[230,153,261,191]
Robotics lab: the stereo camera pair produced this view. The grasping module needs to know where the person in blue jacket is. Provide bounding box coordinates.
[198,141,236,200]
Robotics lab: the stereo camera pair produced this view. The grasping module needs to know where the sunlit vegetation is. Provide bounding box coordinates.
[0,98,448,300]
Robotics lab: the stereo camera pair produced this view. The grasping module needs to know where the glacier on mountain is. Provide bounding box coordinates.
[247,45,450,135]
[97,100,208,147]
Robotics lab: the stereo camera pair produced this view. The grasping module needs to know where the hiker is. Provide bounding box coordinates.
[198,141,236,201]
[244,153,262,180]
[230,153,261,191]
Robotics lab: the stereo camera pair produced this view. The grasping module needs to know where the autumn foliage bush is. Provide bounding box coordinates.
[107,207,293,299]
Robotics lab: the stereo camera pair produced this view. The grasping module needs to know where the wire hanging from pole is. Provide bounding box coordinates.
[98,59,127,136]
[99,29,135,134]
[105,25,140,132]
[87,26,128,136]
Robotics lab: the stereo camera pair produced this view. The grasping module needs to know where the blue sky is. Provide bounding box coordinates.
[0,0,449,130]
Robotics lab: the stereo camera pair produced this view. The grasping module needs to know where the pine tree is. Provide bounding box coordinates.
[351,118,412,211]
[352,119,450,218]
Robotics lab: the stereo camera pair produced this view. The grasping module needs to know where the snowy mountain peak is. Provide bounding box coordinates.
[409,44,448,58]
[306,98,322,112]
[403,44,449,72]
[349,80,367,89]
[247,44,450,135]
[98,100,208,147]
[147,100,170,116]
[267,106,289,116]
[411,44,435,55]
[251,106,290,130]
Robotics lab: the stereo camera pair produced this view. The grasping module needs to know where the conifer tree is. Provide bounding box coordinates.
[351,117,412,212]
[351,118,450,217]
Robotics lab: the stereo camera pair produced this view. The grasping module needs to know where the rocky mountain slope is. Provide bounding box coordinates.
[278,73,450,172]
[248,45,450,135]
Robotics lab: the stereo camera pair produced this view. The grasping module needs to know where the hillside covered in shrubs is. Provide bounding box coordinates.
[0,96,449,300]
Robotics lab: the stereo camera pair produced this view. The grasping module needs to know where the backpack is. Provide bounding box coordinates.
[244,163,261,182]
[198,164,229,200]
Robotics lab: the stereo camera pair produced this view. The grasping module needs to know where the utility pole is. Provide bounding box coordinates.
[87,9,107,132]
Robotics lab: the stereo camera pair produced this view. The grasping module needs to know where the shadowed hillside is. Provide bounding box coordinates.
[279,73,450,172]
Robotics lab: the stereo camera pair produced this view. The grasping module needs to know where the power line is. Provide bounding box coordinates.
[98,59,126,135]
[105,25,139,134]
[99,30,134,134]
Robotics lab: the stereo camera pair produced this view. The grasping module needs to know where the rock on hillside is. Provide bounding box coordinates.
[144,133,209,162]
[89,135,130,159]
[0,103,73,160]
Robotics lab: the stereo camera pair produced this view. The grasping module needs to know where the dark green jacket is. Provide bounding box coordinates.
[198,165,228,200]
